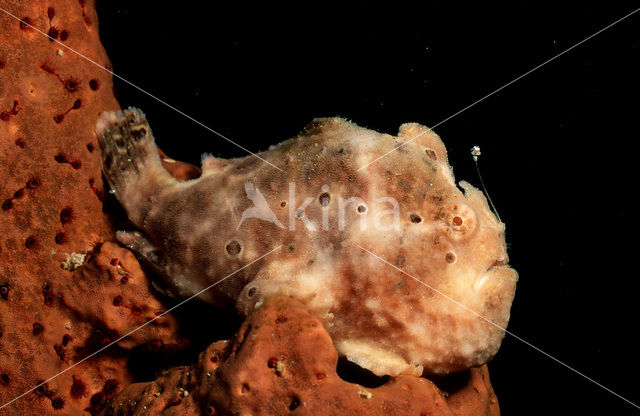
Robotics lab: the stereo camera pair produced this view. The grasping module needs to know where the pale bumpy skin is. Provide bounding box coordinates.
[96,108,518,377]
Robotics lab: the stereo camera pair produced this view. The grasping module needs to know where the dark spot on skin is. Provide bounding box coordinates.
[60,207,73,224]
[275,315,287,324]
[47,7,55,20]
[226,241,241,255]
[53,114,64,123]
[51,396,65,409]
[15,138,26,148]
[32,322,44,335]
[205,405,217,415]
[47,27,59,40]
[54,232,66,244]
[288,396,301,411]
[210,354,219,364]
[319,192,330,207]
[396,255,406,266]
[316,373,327,380]
[0,59,5,69]
[43,283,54,306]
[90,392,104,407]
[445,252,456,264]
[280,201,287,208]
[13,188,24,199]
[131,128,146,141]
[288,245,295,252]
[34,380,50,397]
[19,17,33,30]
[64,79,80,92]
[72,99,81,109]
[40,64,55,74]
[103,379,118,395]
[0,284,8,300]
[89,79,100,90]
[25,235,37,249]
[357,205,367,213]
[86,143,94,152]
[0,101,18,121]
[452,216,463,227]
[54,344,65,360]
[59,30,69,41]
[112,296,122,306]
[267,357,277,368]
[62,334,72,346]
[44,294,54,306]
[241,384,250,394]
[115,138,124,147]
[27,178,40,188]
[410,214,422,223]
[0,373,9,386]
[425,148,437,160]
[70,376,86,399]
[2,199,12,210]
[53,153,82,169]
[247,287,256,298]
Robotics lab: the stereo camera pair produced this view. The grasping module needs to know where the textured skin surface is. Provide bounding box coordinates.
[101,297,500,416]
[0,1,184,414]
[98,109,518,376]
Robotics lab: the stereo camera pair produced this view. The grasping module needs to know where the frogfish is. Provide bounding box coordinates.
[96,108,517,376]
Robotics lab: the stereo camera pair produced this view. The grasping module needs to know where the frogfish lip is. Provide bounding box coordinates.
[473,259,518,296]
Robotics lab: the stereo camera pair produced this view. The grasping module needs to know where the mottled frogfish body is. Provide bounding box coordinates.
[97,108,517,377]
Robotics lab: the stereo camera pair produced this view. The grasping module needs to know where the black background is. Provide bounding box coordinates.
[97,1,640,414]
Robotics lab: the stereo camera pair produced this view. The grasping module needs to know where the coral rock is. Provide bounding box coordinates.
[102,297,500,416]
[61,242,184,351]
[0,1,182,414]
